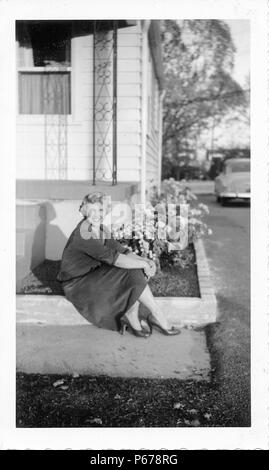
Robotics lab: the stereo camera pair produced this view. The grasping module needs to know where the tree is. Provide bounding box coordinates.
[230,74,250,126]
[161,20,248,176]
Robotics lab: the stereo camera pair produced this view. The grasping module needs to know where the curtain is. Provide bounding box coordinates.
[17,23,34,67]
[19,72,71,114]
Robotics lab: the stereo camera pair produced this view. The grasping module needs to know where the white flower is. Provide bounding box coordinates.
[198,203,210,214]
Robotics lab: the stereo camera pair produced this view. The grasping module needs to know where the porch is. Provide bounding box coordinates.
[16,179,139,201]
[16,180,139,290]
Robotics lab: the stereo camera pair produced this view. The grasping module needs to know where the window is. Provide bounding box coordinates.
[227,161,250,173]
[16,21,71,115]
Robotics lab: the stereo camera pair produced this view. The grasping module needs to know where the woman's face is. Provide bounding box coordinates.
[87,202,103,225]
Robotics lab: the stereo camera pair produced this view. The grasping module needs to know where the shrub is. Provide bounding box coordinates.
[112,178,212,269]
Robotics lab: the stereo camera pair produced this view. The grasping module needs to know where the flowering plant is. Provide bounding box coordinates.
[112,178,212,269]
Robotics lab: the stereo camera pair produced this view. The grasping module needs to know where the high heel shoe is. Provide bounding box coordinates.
[119,315,150,338]
[147,313,181,336]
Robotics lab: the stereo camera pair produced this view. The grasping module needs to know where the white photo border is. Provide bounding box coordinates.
[0,0,268,450]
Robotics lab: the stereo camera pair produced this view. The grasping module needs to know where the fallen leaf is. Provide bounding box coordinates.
[189,408,198,414]
[183,419,191,426]
[191,419,200,427]
[53,379,65,388]
[60,386,69,391]
[89,418,102,425]
[114,394,121,400]
[204,413,212,420]
[173,403,184,410]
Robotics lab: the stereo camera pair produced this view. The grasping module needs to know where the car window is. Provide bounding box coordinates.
[226,161,250,173]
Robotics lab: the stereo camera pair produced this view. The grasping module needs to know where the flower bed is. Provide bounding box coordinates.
[16,244,200,298]
[16,180,216,328]
[111,178,212,271]
[17,181,211,299]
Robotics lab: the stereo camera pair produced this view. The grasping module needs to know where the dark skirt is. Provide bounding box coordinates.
[62,265,147,331]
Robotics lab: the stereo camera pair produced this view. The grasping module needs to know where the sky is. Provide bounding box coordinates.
[224,19,250,87]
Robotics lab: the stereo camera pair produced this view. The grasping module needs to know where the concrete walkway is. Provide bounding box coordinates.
[17,322,210,381]
[16,231,215,382]
[17,294,211,381]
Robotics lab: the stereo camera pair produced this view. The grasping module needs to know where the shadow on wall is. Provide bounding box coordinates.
[31,202,67,293]
[43,201,68,260]
[30,203,46,271]
[16,201,46,290]
[31,201,68,266]
[17,201,68,294]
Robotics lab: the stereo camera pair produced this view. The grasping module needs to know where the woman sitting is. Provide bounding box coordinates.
[57,192,181,338]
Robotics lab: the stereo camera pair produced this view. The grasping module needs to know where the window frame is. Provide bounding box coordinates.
[16,22,74,120]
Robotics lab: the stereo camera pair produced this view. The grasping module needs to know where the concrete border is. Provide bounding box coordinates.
[157,238,218,326]
[16,239,218,327]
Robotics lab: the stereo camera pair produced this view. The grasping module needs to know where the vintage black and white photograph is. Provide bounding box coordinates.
[0,0,268,452]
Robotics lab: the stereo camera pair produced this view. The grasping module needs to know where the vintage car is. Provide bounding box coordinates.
[214,158,250,204]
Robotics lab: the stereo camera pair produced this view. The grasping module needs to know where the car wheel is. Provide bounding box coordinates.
[216,195,221,203]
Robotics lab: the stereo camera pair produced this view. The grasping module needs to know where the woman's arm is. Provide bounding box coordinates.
[125,251,149,262]
[124,252,156,277]
[114,253,150,273]
[126,252,156,271]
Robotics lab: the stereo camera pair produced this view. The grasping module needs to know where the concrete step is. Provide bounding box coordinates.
[17,294,217,327]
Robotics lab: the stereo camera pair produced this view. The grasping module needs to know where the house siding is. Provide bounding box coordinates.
[16,31,93,181]
[117,25,142,182]
[16,21,161,190]
[146,55,161,192]
[16,23,143,184]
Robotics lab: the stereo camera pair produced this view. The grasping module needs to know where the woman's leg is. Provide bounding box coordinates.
[138,285,170,330]
[124,301,142,330]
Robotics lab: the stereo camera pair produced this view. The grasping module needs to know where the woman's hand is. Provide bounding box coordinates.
[143,263,151,279]
[148,260,157,277]
[143,260,156,279]
[114,253,156,278]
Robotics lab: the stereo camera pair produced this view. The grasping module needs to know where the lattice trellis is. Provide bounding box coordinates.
[93,21,117,185]
[44,68,68,180]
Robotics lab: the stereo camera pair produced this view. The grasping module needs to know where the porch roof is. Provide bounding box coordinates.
[17,19,137,36]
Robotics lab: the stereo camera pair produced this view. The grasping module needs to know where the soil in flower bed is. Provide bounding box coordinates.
[17,260,64,295]
[16,372,247,427]
[16,245,200,298]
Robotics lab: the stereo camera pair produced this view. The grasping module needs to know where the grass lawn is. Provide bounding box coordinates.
[205,311,250,427]
[16,319,250,427]
[17,372,242,428]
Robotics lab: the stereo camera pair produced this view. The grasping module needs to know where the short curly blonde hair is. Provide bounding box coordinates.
[79,192,105,218]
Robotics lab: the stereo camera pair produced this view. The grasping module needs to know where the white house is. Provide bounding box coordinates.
[16,20,164,287]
